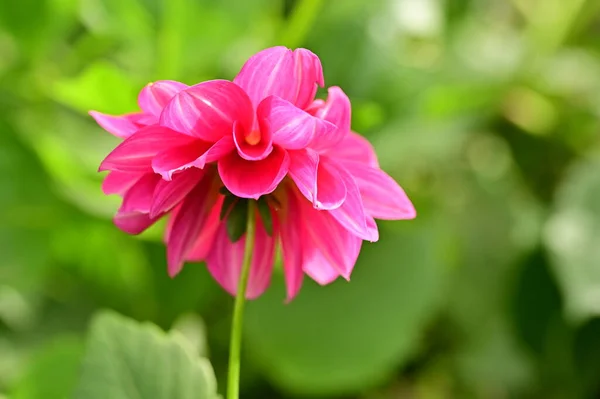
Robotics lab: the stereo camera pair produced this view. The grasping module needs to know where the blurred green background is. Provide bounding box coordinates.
[2,0,600,397]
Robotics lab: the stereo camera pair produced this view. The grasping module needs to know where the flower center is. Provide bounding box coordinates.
[244,130,261,146]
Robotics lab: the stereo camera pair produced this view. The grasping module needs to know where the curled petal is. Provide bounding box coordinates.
[218,145,290,199]
[258,96,335,150]
[120,174,161,213]
[159,80,253,142]
[187,197,223,262]
[114,210,159,235]
[166,175,220,277]
[288,149,346,210]
[292,49,324,109]
[298,194,362,281]
[327,162,375,241]
[233,120,273,161]
[150,168,205,218]
[309,86,351,151]
[89,111,143,138]
[153,135,236,180]
[277,188,304,301]
[328,131,379,167]
[101,171,141,196]
[138,80,189,117]
[233,46,296,108]
[206,213,276,299]
[99,125,195,173]
[343,162,416,220]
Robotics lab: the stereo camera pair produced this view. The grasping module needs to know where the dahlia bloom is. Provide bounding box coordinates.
[92,46,415,301]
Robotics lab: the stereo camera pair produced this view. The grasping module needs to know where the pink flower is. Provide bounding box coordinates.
[93,46,415,301]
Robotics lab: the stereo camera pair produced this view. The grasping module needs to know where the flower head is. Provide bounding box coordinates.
[92,46,415,301]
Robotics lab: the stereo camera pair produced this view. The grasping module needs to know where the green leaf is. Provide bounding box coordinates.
[244,218,451,396]
[219,195,237,221]
[226,199,248,243]
[545,155,600,322]
[10,335,84,399]
[73,311,219,399]
[257,197,273,236]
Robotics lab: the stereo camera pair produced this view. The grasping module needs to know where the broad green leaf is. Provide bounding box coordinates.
[545,155,600,322]
[10,335,84,399]
[73,311,219,399]
[244,218,451,396]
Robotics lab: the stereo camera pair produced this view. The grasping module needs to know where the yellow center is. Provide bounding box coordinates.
[245,130,261,146]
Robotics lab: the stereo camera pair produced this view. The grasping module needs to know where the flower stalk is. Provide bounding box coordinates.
[226,199,257,399]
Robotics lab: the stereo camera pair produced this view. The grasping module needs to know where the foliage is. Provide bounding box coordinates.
[1,0,600,397]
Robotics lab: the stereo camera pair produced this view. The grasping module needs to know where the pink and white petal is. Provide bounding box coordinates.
[278,188,304,301]
[288,149,346,210]
[114,210,159,235]
[309,87,351,151]
[206,214,276,299]
[138,80,188,117]
[304,99,325,115]
[326,162,374,241]
[233,46,297,108]
[159,80,254,142]
[101,171,141,196]
[99,125,196,173]
[233,120,273,161]
[152,140,211,180]
[120,174,161,213]
[153,135,235,180]
[218,146,290,199]
[166,175,219,277]
[343,162,416,220]
[302,250,340,285]
[150,168,205,218]
[89,111,142,138]
[292,48,324,109]
[366,216,379,242]
[186,197,223,262]
[257,96,335,150]
[298,195,360,280]
[328,131,379,167]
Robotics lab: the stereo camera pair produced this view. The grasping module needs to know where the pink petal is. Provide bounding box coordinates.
[138,80,188,117]
[120,174,161,213]
[343,162,416,220]
[233,46,296,108]
[278,188,304,301]
[233,120,273,161]
[150,168,205,218]
[159,80,253,142]
[114,210,159,235]
[101,171,142,196]
[328,131,379,167]
[298,193,362,281]
[153,135,235,180]
[99,125,196,173]
[288,149,346,210]
[304,99,325,114]
[205,213,276,299]
[309,86,351,151]
[187,197,223,262]
[166,174,220,277]
[218,145,290,199]
[257,96,336,150]
[292,48,324,109]
[326,161,375,241]
[89,111,143,138]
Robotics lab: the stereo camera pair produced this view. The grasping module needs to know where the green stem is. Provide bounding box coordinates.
[226,200,256,399]
[280,0,325,48]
